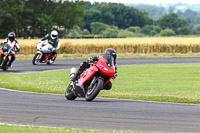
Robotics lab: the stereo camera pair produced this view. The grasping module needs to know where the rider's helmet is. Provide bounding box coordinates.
[8,32,16,42]
[51,30,58,40]
[105,48,117,62]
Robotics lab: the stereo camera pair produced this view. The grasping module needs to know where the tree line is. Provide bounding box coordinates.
[0,0,85,38]
[132,4,200,34]
[0,0,194,38]
[69,2,191,38]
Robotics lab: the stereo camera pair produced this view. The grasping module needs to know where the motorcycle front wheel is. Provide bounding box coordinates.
[85,78,104,101]
[65,82,77,100]
[2,56,9,71]
[32,53,41,65]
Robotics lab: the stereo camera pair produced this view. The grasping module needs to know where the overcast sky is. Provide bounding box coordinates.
[82,0,200,5]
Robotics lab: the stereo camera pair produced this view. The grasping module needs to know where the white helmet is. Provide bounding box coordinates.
[51,30,58,40]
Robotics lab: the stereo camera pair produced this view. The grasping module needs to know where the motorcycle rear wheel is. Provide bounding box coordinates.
[65,82,77,100]
[32,53,41,65]
[85,78,104,101]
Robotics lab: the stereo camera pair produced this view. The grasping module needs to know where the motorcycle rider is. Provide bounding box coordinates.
[0,32,20,67]
[71,48,118,90]
[38,30,61,59]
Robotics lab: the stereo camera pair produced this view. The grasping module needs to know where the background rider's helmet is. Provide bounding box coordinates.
[8,32,16,42]
[105,48,117,61]
[51,30,58,40]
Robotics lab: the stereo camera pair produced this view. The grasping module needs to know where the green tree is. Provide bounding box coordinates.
[157,13,190,35]
[0,0,85,38]
[22,0,56,38]
[83,2,153,30]
[102,27,118,38]
[0,0,24,37]
[160,29,176,36]
[127,26,142,33]
[142,25,161,35]
[142,25,153,35]
[133,5,166,19]
[90,22,109,34]
[192,24,200,32]
[117,30,138,38]
[53,0,85,30]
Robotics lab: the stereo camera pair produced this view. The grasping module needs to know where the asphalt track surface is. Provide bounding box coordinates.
[1,57,200,132]
[1,57,200,73]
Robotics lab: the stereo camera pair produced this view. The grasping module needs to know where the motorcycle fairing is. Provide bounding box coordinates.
[42,49,51,54]
[78,65,98,87]
[0,49,3,54]
[96,56,115,77]
[40,53,51,63]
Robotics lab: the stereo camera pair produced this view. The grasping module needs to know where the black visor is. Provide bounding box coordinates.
[52,35,57,38]
[9,37,15,41]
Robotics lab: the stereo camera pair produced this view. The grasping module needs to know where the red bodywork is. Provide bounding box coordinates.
[40,53,51,63]
[78,56,115,88]
[0,49,14,56]
[0,49,3,54]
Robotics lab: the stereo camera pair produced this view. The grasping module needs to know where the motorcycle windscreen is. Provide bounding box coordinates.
[78,66,98,87]
[96,55,115,77]
[2,44,11,52]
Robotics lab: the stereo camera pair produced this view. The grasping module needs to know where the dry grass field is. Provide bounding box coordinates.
[1,37,200,55]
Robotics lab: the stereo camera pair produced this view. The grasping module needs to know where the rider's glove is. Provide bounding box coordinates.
[112,73,118,80]
[51,48,56,52]
[15,48,20,52]
[87,57,93,63]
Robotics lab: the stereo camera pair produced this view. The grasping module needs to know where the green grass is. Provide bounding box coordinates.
[1,63,200,104]
[0,124,159,133]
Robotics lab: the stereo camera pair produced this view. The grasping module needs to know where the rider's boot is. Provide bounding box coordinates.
[102,81,112,90]
[8,55,15,68]
[8,62,13,68]
[71,61,89,82]
[71,71,82,82]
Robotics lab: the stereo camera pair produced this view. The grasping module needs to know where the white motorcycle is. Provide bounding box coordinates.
[32,41,57,65]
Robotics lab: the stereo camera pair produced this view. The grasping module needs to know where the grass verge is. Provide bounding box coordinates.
[0,124,159,133]
[0,63,200,104]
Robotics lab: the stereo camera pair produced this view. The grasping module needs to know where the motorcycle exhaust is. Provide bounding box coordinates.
[70,67,76,81]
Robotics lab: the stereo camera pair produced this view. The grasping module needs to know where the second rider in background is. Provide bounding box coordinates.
[37,30,61,60]
[0,32,20,67]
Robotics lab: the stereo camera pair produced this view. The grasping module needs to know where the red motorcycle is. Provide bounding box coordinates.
[65,55,115,101]
[0,43,12,71]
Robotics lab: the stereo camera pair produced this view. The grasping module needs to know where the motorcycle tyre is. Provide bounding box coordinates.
[2,57,9,71]
[65,82,77,100]
[85,78,104,101]
[32,53,41,65]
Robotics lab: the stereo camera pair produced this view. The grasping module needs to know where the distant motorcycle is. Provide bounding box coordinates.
[0,43,12,71]
[32,41,57,65]
[65,55,116,101]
